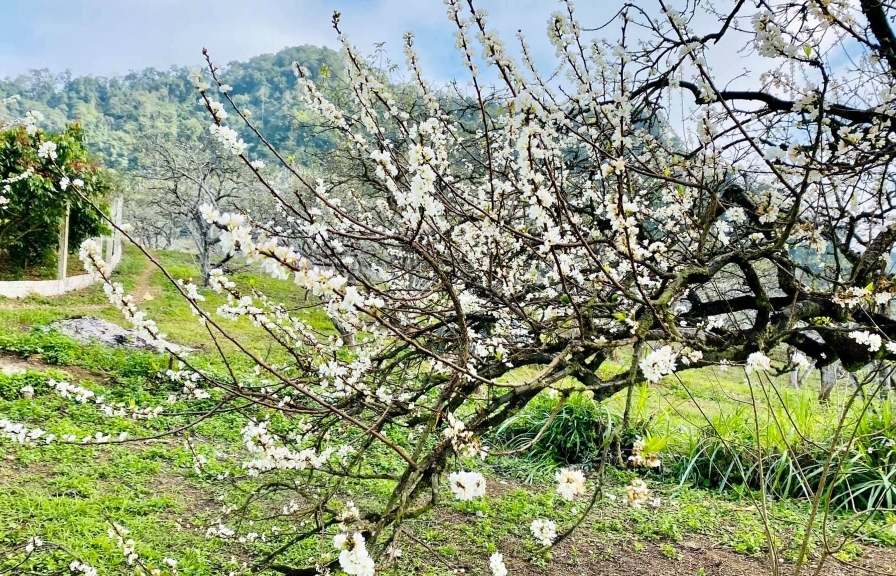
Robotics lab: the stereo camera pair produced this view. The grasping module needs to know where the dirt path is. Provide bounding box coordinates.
[516,534,896,576]
[131,250,156,301]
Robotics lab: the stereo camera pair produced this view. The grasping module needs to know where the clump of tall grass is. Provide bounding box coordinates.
[491,387,663,475]
[497,380,896,514]
[494,392,621,467]
[672,391,896,513]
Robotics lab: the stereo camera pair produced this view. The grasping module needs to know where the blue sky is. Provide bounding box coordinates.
[0,0,631,80]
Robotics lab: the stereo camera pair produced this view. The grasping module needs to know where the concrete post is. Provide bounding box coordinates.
[104,206,114,264]
[112,196,123,266]
[56,203,70,286]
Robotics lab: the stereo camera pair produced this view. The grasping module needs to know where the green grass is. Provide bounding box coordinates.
[2,244,896,575]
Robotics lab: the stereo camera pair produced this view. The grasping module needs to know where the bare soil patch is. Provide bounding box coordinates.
[0,352,95,381]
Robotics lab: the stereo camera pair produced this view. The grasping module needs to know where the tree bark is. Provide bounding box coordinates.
[819,363,839,403]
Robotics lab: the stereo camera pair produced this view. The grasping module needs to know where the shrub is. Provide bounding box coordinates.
[0,123,110,277]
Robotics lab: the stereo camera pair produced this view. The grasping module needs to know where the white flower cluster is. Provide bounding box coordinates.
[50,379,164,420]
[37,141,57,161]
[624,478,651,508]
[1,167,34,186]
[333,532,375,576]
[529,518,557,546]
[207,268,236,293]
[58,176,84,191]
[0,164,35,209]
[78,240,110,277]
[489,552,508,576]
[447,470,487,501]
[189,68,210,92]
[24,536,42,552]
[241,420,332,475]
[744,352,772,374]
[555,468,586,501]
[442,412,486,458]
[338,500,360,530]
[51,379,95,403]
[69,561,99,576]
[207,99,228,121]
[205,523,236,539]
[0,419,53,445]
[163,367,210,400]
[849,330,892,353]
[834,287,877,308]
[639,345,678,383]
[22,109,44,135]
[108,523,140,566]
[208,125,247,155]
[791,351,811,369]
[80,241,178,354]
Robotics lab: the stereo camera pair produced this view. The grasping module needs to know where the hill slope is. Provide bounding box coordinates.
[0,45,341,169]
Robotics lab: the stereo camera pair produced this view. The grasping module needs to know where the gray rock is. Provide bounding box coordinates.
[46,316,189,352]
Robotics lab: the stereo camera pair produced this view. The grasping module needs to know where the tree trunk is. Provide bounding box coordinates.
[799,361,815,388]
[331,318,356,348]
[848,371,866,401]
[873,360,894,400]
[200,247,211,286]
[818,363,838,402]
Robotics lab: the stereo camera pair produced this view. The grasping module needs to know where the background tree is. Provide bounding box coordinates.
[0,121,110,278]
[133,138,258,283]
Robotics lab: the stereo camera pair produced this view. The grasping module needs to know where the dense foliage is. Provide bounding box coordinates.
[0,45,342,170]
[0,121,110,277]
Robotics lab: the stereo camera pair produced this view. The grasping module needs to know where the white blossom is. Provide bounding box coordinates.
[37,141,57,161]
[555,468,586,501]
[489,552,508,576]
[850,330,883,352]
[745,352,772,374]
[640,345,678,383]
[529,519,557,546]
[448,470,486,501]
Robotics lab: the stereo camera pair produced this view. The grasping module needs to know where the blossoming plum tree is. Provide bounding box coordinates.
[21,0,896,574]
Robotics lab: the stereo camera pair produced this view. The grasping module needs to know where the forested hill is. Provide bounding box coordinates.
[0,45,341,169]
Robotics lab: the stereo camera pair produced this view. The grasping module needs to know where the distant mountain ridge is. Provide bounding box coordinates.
[0,45,342,169]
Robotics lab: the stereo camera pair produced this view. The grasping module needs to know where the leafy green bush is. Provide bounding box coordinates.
[0,123,110,277]
[0,370,57,401]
